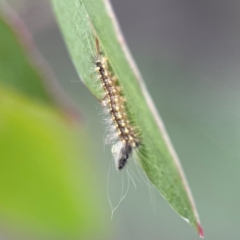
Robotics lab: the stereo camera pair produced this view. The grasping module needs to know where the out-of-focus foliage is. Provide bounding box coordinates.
[0,11,106,239]
[0,15,53,104]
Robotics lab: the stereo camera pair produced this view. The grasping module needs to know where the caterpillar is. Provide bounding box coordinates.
[93,37,140,170]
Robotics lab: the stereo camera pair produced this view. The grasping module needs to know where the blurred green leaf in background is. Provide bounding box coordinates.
[0,6,107,240]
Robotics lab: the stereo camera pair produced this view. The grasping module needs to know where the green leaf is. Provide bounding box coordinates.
[0,14,52,104]
[0,86,106,237]
[0,11,74,112]
[51,0,203,237]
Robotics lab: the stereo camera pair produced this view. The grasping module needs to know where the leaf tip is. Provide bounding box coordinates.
[197,223,204,238]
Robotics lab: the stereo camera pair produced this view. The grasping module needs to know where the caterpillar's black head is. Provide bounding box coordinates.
[117,144,133,170]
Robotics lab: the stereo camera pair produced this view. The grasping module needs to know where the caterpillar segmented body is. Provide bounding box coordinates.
[93,38,140,170]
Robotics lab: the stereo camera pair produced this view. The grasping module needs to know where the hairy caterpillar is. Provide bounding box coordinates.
[93,37,140,170]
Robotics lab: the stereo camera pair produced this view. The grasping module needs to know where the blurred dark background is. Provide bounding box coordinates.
[5,0,240,239]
